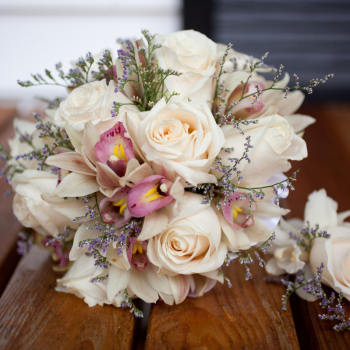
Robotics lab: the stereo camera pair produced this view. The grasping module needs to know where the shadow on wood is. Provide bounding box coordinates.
[145,257,299,349]
[0,246,136,350]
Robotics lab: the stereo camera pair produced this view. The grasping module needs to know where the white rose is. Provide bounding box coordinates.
[125,98,225,185]
[12,170,77,236]
[56,253,125,307]
[307,190,350,301]
[54,79,130,132]
[212,114,307,187]
[138,193,227,275]
[153,30,217,101]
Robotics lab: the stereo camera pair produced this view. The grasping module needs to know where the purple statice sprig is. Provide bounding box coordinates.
[78,194,143,268]
[289,222,331,253]
[18,51,101,89]
[277,262,350,331]
[218,268,233,288]
[231,232,276,281]
[75,51,95,83]
[0,113,74,175]
[121,289,143,318]
[220,135,253,185]
[114,30,182,115]
[319,291,350,332]
[216,50,333,123]
[91,248,109,268]
[35,96,64,110]
[69,193,97,222]
[46,226,77,247]
[192,157,297,217]
[91,50,115,83]
[17,231,34,255]
[215,52,269,122]
[211,43,232,114]
[0,144,27,183]
[90,274,109,283]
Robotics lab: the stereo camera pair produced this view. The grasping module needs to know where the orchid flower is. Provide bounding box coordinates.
[99,186,132,226]
[217,192,289,250]
[127,175,180,217]
[127,237,149,271]
[220,71,306,120]
[46,121,151,198]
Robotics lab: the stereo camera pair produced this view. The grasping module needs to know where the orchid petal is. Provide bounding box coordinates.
[124,163,153,186]
[127,175,174,217]
[70,221,100,260]
[83,122,100,165]
[107,266,130,302]
[65,124,83,153]
[46,152,95,175]
[138,208,169,241]
[54,172,99,197]
[128,269,158,303]
[168,275,190,304]
[96,162,121,189]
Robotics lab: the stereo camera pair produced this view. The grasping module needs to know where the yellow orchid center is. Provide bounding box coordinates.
[232,205,243,219]
[143,185,164,203]
[113,143,128,162]
[291,250,297,262]
[132,242,143,255]
[113,198,127,214]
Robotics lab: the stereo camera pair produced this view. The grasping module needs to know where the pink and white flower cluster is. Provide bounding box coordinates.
[7,29,318,311]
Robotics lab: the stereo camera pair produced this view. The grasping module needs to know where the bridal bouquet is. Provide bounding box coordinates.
[3,29,347,329]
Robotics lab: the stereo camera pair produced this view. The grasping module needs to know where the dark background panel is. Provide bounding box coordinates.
[184,0,350,101]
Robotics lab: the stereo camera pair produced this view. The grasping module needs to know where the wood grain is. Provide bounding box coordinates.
[284,102,350,349]
[145,257,299,349]
[0,246,136,350]
[0,107,22,295]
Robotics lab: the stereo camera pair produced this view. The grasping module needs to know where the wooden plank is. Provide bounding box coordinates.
[284,102,350,349]
[0,107,22,295]
[0,246,136,350]
[145,258,299,349]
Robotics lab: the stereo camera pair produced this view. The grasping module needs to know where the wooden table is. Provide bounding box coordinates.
[0,102,349,349]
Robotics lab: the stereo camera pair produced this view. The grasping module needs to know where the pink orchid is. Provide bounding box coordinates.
[57,168,70,186]
[127,237,149,271]
[99,186,132,226]
[222,193,255,231]
[46,121,151,198]
[227,80,265,117]
[42,237,70,268]
[127,175,175,217]
[95,122,135,177]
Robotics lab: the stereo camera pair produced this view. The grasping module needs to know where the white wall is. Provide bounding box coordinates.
[0,0,182,101]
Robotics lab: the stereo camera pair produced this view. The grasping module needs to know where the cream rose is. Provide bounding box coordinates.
[212,114,308,187]
[12,170,77,236]
[138,193,227,275]
[153,30,217,101]
[306,190,350,301]
[54,79,130,132]
[125,98,225,185]
[56,253,125,307]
